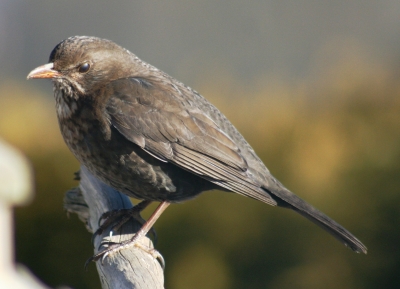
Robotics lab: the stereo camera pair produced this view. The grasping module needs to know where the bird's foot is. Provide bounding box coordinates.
[92,200,156,243]
[86,201,170,270]
[85,233,165,270]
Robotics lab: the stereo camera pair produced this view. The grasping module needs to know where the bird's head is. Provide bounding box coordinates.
[27,36,140,97]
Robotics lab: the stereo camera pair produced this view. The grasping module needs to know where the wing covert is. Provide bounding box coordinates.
[104,77,276,205]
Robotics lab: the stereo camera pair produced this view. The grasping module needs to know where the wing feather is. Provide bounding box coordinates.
[104,77,276,205]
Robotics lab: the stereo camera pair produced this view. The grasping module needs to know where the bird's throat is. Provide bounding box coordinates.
[53,81,80,120]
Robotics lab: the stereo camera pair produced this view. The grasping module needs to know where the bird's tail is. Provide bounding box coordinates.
[264,180,367,254]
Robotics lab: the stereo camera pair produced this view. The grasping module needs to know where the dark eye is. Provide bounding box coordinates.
[78,62,90,73]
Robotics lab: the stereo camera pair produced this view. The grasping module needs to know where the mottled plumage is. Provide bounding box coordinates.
[28,36,367,257]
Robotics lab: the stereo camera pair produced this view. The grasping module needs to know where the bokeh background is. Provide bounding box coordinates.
[1,1,399,288]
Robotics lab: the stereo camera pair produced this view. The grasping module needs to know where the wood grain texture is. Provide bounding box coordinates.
[65,166,164,289]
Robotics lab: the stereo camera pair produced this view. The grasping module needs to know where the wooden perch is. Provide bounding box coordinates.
[64,166,164,289]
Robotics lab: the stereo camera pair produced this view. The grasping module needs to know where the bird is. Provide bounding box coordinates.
[27,36,367,263]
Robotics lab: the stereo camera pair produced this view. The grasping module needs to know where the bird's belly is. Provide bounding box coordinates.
[59,119,213,202]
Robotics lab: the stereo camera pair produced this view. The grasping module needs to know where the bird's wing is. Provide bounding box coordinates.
[104,77,276,205]
[104,77,368,254]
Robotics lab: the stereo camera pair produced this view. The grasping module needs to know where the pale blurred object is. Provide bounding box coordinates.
[0,138,49,288]
[0,138,33,205]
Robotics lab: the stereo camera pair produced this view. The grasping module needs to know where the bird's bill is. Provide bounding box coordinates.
[27,63,60,79]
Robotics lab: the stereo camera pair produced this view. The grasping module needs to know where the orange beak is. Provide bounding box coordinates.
[27,63,61,79]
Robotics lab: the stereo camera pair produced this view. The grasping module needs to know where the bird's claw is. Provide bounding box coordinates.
[98,240,118,250]
[92,206,158,244]
[85,237,165,270]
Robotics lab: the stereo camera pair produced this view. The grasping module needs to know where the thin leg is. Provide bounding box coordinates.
[98,199,152,227]
[132,201,170,240]
[92,200,153,242]
[87,201,171,267]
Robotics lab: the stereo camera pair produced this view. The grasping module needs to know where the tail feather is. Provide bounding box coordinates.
[263,181,367,254]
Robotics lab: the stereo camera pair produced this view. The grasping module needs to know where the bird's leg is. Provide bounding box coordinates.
[87,201,171,268]
[92,200,154,242]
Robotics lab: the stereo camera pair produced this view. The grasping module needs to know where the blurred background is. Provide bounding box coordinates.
[1,1,399,288]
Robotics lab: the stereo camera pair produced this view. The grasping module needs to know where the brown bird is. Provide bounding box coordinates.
[27,36,367,262]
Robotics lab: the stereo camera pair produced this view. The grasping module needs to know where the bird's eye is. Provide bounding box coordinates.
[78,63,90,73]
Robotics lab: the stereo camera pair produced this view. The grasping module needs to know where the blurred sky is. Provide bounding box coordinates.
[1,0,400,92]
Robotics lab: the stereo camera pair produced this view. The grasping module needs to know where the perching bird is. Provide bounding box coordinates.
[27,36,367,262]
